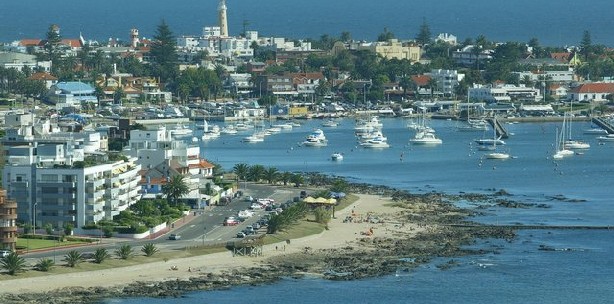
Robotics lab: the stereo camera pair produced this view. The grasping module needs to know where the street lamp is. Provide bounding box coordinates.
[32,202,38,235]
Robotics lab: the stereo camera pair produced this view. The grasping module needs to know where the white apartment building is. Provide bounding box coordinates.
[469,84,542,103]
[2,145,141,229]
[428,69,465,97]
[125,126,208,177]
[514,69,575,83]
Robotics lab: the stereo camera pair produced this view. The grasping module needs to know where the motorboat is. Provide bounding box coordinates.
[474,138,505,146]
[583,127,608,135]
[360,135,390,148]
[410,131,442,145]
[597,134,614,142]
[484,151,510,160]
[331,152,344,161]
[322,119,339,127]
[302,129,328,147]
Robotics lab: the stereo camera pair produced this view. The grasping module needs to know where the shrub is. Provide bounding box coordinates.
[93,248,110,264]
[141,243,159,257]
[63,250,84,267]
[0,252,27,275]
[35,258,55,272]
[115,244,134,260]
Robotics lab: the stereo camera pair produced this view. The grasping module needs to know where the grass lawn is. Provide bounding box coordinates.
[16,238,91,251]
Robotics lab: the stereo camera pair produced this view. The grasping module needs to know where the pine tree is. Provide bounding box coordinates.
[416,18,431,46]
[150,20,178,85]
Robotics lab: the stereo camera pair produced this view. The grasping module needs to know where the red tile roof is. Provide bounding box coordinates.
[411,75,431,87]
[571,83,614,93]
[61,39,83,48]
[20,39,42,47]
[28,72,57,81]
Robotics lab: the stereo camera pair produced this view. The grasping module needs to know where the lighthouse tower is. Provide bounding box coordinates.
[218,0,229,37]
[130,28,139,48]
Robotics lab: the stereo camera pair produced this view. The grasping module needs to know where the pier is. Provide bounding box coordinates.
[486,118,509,139]
[591,117,614,134]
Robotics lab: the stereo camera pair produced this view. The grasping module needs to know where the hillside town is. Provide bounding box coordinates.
[2,0,614,255]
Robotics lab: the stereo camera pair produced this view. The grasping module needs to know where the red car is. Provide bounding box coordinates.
[223,217,239,226]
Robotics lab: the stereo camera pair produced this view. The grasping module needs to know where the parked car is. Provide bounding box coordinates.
[236,232,246,238]
[0,249,12,258]
[252,223,261,230]
[223,217,239,226]
[168,234,181,240]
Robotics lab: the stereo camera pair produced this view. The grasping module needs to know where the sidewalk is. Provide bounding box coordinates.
[146,211,200,240]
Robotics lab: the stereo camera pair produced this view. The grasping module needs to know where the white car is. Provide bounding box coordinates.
[0,250,12,258]
[250,203,263,210]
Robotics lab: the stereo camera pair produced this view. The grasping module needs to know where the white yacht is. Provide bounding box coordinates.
[361,135,390,148]
[410,131,442,145]
[302,129,328,147]
[331,152,344,161]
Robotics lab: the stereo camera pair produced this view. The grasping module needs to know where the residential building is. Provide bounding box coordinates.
[452,45,494,66]
[428,69,465,97]
[0,52,52,72]
[355,39,421,62]
[469,84,541,103]
[514,69,575,83]
[225,73,252,96]
[46,81,98,111]
[568,82,614,103]
[2,144,141,229]
[28,72,58,89]
[0,189,17,251]
[435,33,458,45]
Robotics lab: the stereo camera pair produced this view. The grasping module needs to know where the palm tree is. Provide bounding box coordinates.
[247,164,266,183]
[115,244,134,260]
[233,163,250,188]
[35,258,55,272]
[264,167,279,184]
[161,175,190,206]
[92,248,111,264]
[141,243,159,257]
[1,252,27,275]
[63,250,84,267]
[279,172,293,186]
[290,173,305,187]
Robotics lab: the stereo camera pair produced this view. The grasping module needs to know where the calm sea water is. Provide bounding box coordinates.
[2,0,614,46]
[104,117,614,303]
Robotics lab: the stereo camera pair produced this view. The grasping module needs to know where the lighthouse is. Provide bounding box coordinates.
[218,0,228,37]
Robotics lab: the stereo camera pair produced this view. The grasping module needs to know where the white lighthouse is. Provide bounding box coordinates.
[218,0,229,37]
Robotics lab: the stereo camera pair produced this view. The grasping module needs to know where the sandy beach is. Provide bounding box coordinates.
[0,194,422,295]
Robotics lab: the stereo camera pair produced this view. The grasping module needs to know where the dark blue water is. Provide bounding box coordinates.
[104,118,614,303]
[2,0,614,46]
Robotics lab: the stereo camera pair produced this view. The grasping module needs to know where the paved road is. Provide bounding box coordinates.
[22,184,300,262]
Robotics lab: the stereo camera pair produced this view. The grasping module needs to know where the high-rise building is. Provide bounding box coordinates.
[0,189,17,251]
[218,0,229,37]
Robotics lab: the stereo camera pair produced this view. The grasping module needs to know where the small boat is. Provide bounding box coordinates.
[322,119,339,127]
[583,128,608,135]
[474,138,506,146]
[360,135,390,148]
[597,134,614,142]
[302,129,328,147]
[331,152,344,161]
[410,131,442,145]
[484,152,510,160]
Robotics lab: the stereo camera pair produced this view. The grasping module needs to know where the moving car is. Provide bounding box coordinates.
[168,234,181,240]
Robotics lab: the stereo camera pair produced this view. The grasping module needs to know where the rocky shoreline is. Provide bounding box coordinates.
[0,182,521,304]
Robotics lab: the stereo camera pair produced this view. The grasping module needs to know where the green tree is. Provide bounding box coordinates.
[35,258,55,272]
[233,163,250,188]
[264,167,279,184]
[161,175,190,206]
[279,171,293,186]
[93,248,111,264]
[150,19,178,85]
[415,18,431,46]
[44,24,62,63]
[1,252,27,275]
[580,30,592,60]
[290,173,305,187]
[63,250,84,267]
[377,27,395,42]
[141,243,159,257]
[115,244,134,260]
[340,31,352,43]
[247,164,266,182]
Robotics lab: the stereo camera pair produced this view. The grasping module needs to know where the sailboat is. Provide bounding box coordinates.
[553,117,574,159]
[563,108,590,149]
[484,117,510,159]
